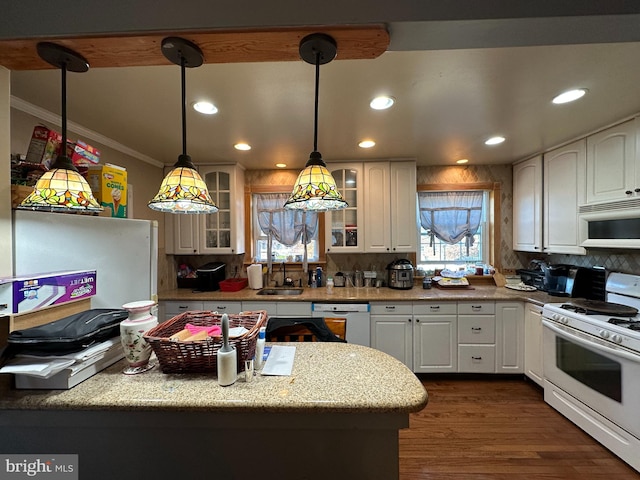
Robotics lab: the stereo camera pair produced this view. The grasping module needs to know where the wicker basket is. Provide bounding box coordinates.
[144,310,267,374]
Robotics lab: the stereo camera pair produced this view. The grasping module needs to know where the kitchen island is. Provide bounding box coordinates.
[0,342,427,480]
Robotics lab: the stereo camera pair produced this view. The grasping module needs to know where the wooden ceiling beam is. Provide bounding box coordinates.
[0,25,389,70]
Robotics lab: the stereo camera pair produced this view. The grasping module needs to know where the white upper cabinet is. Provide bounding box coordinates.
[165,164,245,255]
[390,160,418,252]
[543,139,586,255]
[325,163,364,253]
[586,118,640,205]
[364,160,417,253]
[513,156,543,252]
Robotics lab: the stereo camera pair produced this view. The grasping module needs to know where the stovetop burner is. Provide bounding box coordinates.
[608,318,640,330]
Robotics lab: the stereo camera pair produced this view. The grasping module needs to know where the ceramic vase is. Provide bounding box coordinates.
[120,300,158,375]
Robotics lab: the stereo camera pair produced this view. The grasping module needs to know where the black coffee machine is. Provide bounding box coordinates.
[544,264,589,297]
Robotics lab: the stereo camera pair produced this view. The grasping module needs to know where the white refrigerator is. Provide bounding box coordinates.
[12,210,158,310]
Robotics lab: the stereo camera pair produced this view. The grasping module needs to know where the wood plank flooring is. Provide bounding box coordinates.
[399,375,640,479]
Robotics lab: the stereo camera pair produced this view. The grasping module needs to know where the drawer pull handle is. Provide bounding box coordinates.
[430,306,440,310]
[472,305,482,310]
[472,327,482,332]
[217,306,227,310]
[385,306,396,310]
[472,356,482,361]
[178,306,189,309]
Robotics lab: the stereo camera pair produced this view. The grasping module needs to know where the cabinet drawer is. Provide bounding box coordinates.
[202,301,242,314]
[370,303,413,315]
[458,345,496,373]
[458,316,496,343]
[458,301,495,315]
[413,303,457,316]
[276,302,312,317]
[242,301,277,316]
[163,301,204,315]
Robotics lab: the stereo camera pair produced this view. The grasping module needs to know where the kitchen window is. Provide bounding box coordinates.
[252,193,319,264]
[416,190,489,270]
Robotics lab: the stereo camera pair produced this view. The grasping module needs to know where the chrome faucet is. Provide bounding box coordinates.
[282,262,294,287]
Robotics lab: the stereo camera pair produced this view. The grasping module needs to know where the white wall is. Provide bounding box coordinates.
[0,67,11,277]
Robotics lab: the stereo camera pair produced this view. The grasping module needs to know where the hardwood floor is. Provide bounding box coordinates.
[399,375,640,479]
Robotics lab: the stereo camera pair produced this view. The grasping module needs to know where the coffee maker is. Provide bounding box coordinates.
[544,264,589,297]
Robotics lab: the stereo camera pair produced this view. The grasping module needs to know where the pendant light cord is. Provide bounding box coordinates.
[181,55,187,157]
[313,50,320,152]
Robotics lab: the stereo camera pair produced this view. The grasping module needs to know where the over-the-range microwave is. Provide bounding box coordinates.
[579,198,640,248]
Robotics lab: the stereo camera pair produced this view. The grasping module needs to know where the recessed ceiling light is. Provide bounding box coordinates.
[275,163,287,168]
[370,96,395,110]
[358,140,376,148]
[485,136,506,146]
[234,143,251,151]
[192,101,218,114]
[552,88,587,104]
[456,159,469,164]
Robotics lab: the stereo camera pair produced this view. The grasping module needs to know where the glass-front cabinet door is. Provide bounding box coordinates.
[199,165,245,254]
[203,169,231,250]
[325,163,363,252]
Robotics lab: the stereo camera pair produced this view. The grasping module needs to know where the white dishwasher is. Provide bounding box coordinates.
[312,303,371,346]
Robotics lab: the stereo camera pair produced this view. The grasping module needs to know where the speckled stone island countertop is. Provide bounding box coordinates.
[159,284,554,306]
[0,342,428,414]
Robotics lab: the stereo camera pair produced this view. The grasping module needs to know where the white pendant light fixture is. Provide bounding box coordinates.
[284,33,347,212]
[18,43,103,213]
[148,37,218,214]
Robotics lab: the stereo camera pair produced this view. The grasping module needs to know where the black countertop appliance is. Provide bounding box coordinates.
[196,262,226,291]
[544,264,590,297]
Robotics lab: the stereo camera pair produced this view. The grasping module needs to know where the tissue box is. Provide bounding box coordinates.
[87,163,127,217]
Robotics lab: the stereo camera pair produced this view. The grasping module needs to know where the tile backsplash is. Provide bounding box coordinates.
[518,250,640,276]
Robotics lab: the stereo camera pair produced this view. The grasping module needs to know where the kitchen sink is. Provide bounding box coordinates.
[256,288,304,296]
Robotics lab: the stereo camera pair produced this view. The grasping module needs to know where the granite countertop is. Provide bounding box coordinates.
[0,342,428,414]
[159,284,554,306]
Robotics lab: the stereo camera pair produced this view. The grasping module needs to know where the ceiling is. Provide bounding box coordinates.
[5,6,640,171]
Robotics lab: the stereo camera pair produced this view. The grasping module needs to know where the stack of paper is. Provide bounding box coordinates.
[0,337,124,389]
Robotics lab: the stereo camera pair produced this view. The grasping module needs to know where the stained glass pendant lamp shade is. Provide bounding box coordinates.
[284,34,348,211]
[148,37,218,214]
[18,43,103,213]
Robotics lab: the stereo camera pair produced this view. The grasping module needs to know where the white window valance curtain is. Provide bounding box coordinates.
[418,191,483,255]
[256,193,318,272]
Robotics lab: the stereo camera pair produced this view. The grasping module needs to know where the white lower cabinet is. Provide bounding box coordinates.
[524,302,544,386]
[370,303,413,369]
[457,302,496,373]
[163,300,242,322]
[413,303,458,373]
[496,302,525,373]
[370,300,525,374]
[161,300,204,322]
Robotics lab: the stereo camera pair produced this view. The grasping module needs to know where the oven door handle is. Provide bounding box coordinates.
[542,319,640,363]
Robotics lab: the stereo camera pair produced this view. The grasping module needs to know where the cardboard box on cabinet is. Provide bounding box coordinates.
[87,164,127,218]
[25,125,62,169]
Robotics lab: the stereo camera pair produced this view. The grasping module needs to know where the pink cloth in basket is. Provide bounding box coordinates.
[185,323,222,336]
